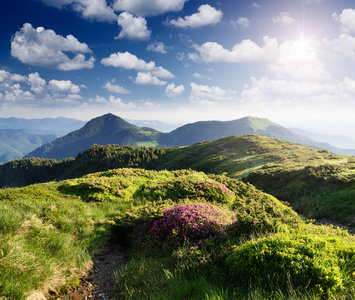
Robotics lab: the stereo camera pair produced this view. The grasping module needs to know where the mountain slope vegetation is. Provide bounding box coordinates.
[1,168,354,299]
[2,135,355,227]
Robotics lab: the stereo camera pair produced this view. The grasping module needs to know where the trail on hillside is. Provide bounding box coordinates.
[62,242,126,300]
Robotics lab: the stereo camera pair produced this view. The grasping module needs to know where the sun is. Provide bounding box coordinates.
[294,37,313,53]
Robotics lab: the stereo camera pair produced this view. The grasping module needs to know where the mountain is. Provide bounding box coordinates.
[0,117,86,135]
[25,113,160,160]
[25,113,355,161]
[158,117,295,146]
[289,127,355,150]
[0,129,58,163]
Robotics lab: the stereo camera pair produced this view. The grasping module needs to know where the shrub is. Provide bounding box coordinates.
[133,203,236,251]
[137,176,234,204]
[226,232,345,296]
[194,179,234,204]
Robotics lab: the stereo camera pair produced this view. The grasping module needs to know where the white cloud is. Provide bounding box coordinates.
[11,23,95,71]
[190,36,278,63]
[303,0,323,4]
[241,77,334,101]
[253,3,261,8]
[190,83,237,102]
[116,12,151,40]
[135,72,167,85]
[89,95,136,108]
[327,33,355,61]
[167,5,222,28]
[272,12,296,25]
[193,73,212,80]
[165,83,185,97]
[333,9,355,33]
[103,82,131,94]
[101,51,175,78]
[28,72,46,94]
[147,42,169,54]
[41,0,117,22]
[268,39,329,81]
[49,79,81,94]
[0,70,26,85]
[231,17,250,28]
[112,0,188,17]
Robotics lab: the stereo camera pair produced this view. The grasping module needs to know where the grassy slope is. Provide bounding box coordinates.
[0,168,354,299]
[154,135,355,226]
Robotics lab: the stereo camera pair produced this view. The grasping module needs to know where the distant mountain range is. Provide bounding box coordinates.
[0,117,86,135]
[289,128,355,150]
[24,113,355,161]
[0,129,58,163]
[0,117,87,163]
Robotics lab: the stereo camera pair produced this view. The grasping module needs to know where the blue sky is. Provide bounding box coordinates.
[0,0,355,138]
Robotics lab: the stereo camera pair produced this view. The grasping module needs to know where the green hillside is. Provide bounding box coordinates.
[1,168,354,299]
[2,135,354,226]
[153,135,355,226]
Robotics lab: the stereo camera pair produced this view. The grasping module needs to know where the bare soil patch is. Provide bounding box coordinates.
[60,242,126,300]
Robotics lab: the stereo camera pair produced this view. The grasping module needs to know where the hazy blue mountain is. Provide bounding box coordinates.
[0,117,86,135]
[289,128,355,149]
[0,129,57,163]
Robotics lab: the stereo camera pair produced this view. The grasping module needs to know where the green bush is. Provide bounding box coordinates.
[226,231,347,296]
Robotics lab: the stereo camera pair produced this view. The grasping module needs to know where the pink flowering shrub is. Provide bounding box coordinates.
[133,203,236,251]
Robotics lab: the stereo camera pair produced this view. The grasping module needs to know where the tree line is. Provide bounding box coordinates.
[0,144,173,188]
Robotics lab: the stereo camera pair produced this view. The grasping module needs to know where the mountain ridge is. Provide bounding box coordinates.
[24,113,355,160]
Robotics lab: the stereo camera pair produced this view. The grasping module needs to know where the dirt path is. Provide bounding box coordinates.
[62,242,126,300]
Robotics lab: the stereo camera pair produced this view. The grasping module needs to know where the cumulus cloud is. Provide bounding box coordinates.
[102,81,131,94]
[190,83,237,102]
[134,72,167,85]
[190,36,279,63]
[11,23,95,71]
[90,95,136,107]
[333,9,355,33]
[193,73,212,80]
[272,12,296,25]
[241,77,333,102]
[28,72,46,94]
[268,39,329,81]
[190,36,328,81]
[303,0,323,4]
[41,0,117,22]
[49,79,81,94]
[328,33,355,61]
[231,17,250,28]
[101,51,175,78]
[147,42,169,54]
[167,5,222,28]
[253,3,261,8]
[112,0,188,17]
[165,83,185,97]
[0,69,85,105]
[116,12,151,40]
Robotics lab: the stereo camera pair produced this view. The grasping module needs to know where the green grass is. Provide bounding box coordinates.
[1,138,355,299]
